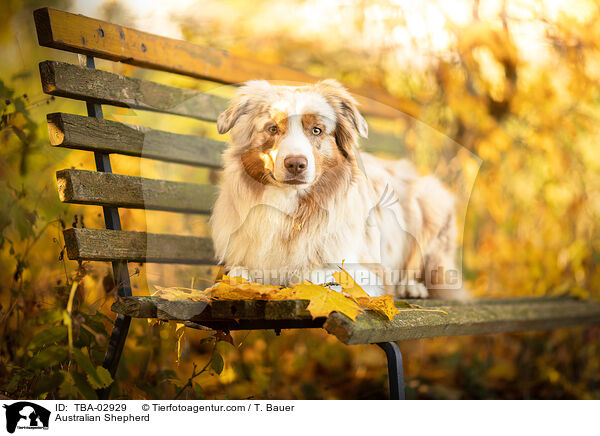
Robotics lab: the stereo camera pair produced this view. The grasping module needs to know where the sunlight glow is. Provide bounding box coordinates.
[72,0,594,68]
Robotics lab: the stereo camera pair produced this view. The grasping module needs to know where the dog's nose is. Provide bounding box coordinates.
[284,155,308,176]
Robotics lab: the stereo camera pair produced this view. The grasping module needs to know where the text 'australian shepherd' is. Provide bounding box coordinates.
[210,79,465,299]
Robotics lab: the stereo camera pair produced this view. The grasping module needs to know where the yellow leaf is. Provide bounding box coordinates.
[220,274,249,284]
[289,282,362,321]
[153,286,210,302]
[331,264,370,299]
[209,280,280,300]
[356,295,399,320]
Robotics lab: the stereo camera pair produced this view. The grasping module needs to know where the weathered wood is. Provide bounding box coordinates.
[111,295,600,340]
[324,298,600,345]
[112,296,313,321]
[111,294,600,340]
[47,113,225,168]
[112,296,210,321]
[63,228,214,264]
[210,300,266,320]
[265,299,312,320]
[56,169,217,214]
[33,7,419,119]
[39,61,227,121]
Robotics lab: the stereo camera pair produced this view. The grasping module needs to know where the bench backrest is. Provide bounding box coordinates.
[33,7,410,296]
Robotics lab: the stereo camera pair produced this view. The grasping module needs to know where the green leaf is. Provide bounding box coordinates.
[27,345,68,369]
[71,372,98,400]
[92,366,113,389]
[28,325,67,351]
[72,348,111,389]
[211,352,224,375]
[82,315,108,336]
[71,348,96,377]
[58,371,78,399]
[36,310,63,325]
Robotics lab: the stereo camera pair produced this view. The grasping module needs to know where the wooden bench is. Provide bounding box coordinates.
[34,7,600,400]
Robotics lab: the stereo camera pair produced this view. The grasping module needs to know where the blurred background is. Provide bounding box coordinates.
[1,0,599,399]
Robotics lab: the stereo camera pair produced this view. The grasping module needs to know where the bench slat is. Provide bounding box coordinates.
[33,7,419,119]
[324,298,600,345]
[63,228,215,264]
[39,61,227,121]
[111,296,314,323]
[57,169,217,214]
[47,113,225,168]
[109,296,600,341]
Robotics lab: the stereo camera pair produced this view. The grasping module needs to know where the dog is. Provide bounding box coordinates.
[210,79,463,299]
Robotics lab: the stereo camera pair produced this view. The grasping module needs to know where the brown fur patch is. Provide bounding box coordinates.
[270,110,288,134]
[240,148,272,186]
[302,113,327,149]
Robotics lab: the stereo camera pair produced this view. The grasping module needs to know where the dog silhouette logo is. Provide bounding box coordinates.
[2,402,50,433]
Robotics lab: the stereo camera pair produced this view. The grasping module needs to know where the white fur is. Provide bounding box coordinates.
[211,80,462,299]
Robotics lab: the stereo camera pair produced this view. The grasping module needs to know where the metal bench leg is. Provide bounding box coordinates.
[84,55,133,400]
[97,314,131,399]
[97,260,132,400]
[376,342,405,400]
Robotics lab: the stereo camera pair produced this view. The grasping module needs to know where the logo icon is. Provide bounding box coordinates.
[2,402,50,433]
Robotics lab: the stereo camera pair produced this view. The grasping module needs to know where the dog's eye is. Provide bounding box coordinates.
[311,127,322,136]
[267,125,279,134]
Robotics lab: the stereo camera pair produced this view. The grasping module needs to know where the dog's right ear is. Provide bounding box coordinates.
[217,80,271,134]
[217,98,247,134]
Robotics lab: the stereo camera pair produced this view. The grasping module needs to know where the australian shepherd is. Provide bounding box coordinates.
[210,79,463,299]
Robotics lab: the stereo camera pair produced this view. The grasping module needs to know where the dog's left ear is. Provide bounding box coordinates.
[315,79,368,158]
[217,80,271,134]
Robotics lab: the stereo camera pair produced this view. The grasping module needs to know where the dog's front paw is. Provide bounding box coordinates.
[394,282,428,298]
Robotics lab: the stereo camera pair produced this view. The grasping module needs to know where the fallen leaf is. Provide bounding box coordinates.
[288,281,362,321]
[153,286,210,302]
[219,274,249,285]
[331,264,370,299]
[209,281,280,300]
[356,295,399,320]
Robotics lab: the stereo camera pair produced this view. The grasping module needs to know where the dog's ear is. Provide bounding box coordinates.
[217,80,271,134]
[314,79,368,158]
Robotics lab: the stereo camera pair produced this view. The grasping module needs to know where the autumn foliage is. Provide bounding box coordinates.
[1,0,600,399]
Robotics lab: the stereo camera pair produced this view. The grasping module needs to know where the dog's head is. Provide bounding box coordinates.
[217,79,368,188]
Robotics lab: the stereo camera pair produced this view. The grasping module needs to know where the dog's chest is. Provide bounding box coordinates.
[230,186,363,270]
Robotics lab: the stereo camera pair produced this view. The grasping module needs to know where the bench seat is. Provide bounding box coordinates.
[112,296,600,345]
